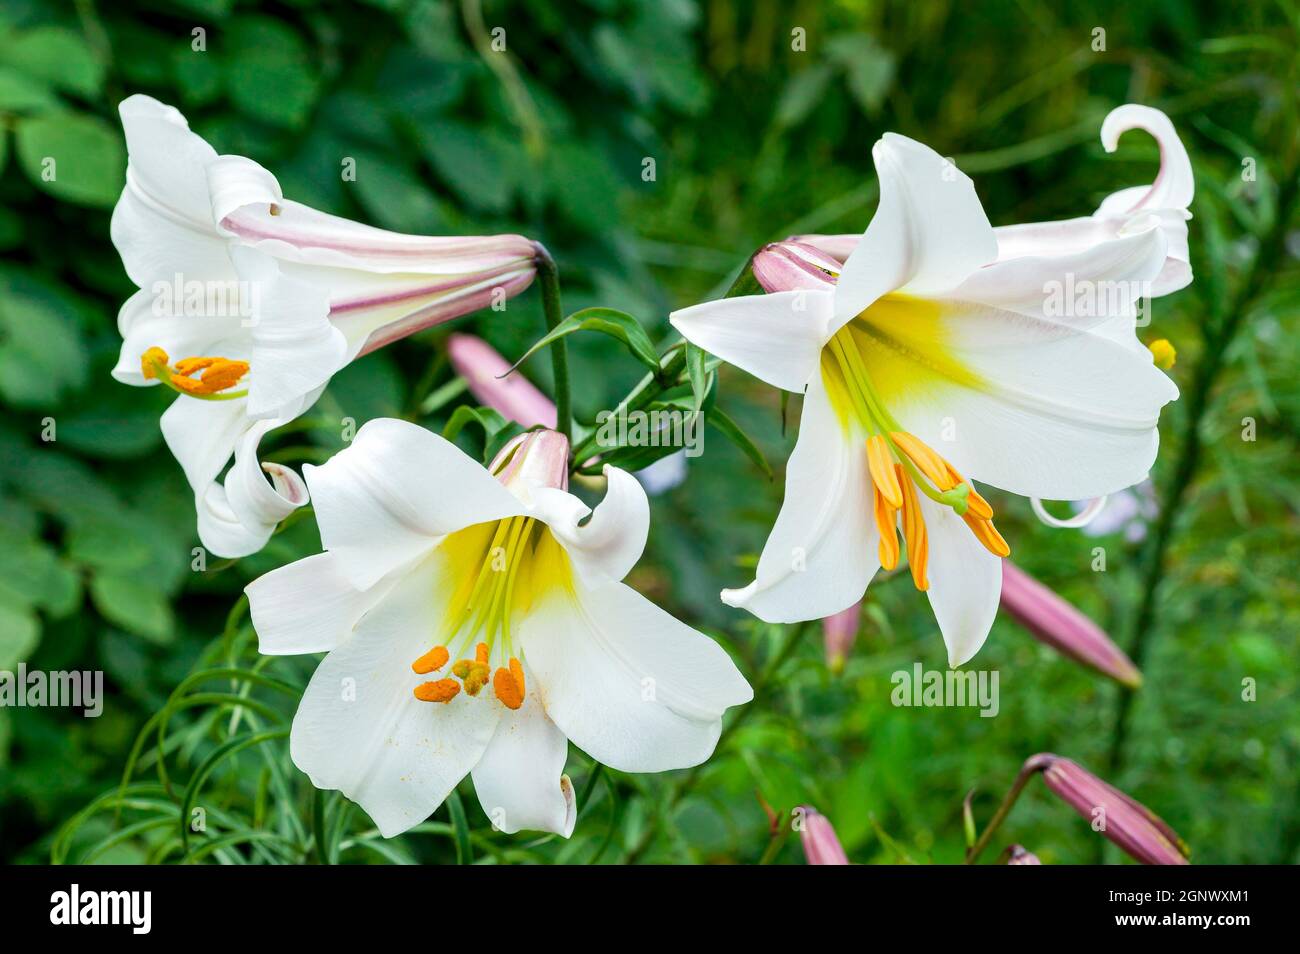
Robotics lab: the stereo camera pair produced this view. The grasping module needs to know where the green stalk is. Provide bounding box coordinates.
[532,243,572,446]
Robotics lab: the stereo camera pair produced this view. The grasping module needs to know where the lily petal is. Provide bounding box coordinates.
[1099,104,1194,214]
[950,224,1167,351]
[531,465,649,584]
[304,418,524,589]
[247,551,392,656]
[159,393,251,493]
[228,246,347,418]
[669,289,832,392]
[858,300,1179,499]
[722,373,878,622]
[289,556,500,838]
[195,415,311,557]
[918,493,1003,667]
[522,579,752,773]
[111,95,229,289]
[834,133,997,325]
[471,670,576,837]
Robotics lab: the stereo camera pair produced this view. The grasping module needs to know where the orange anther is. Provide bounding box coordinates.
[493,658,526,710]
[866,435,903,509]
[414,678,460,703]
[411,645,450,675]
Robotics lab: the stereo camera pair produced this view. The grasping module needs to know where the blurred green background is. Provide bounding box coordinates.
[0,0,1296,864]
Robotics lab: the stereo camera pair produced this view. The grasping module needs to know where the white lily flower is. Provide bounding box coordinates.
[109,95,537,557]
[670,132,1179,666]
[245,422,752,837]
[800,104,1194,299]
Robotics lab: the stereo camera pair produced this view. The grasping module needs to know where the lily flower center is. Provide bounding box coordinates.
[821,320,1010,591]
[141,346,249,400]
[410,516,572,709]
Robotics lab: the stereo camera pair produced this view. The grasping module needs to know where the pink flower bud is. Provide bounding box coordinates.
[1005,844,1042,865]
[1000,561,1142,688]
[751,242,840,293]
[1034,754,1189,865]
[490,429,569,494]
[822,602,861,673]
[798,805,850,865]
[447,333,557,429]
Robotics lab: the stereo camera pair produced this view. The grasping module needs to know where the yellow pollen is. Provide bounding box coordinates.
[493,658,526,710]
[1149,338,1176,370]
[414,678,460,703]
[411,645,449,675]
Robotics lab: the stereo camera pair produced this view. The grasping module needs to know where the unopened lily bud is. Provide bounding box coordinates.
[751,241,840,293]
[448,333,557,429]
[1005,844,1041,865]
[798,805,850,865]
[823,602,861,673]
[1000,562,1142,688]
[490,429,570,495]
[1034,754,1189,865]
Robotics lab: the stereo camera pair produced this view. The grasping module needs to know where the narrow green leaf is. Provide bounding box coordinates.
[445,791,473,865]
[706,405,773,479]
[512,307,660,374]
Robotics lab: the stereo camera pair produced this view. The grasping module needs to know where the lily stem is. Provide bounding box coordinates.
[533,243,572,447]
[965,756,1050,864]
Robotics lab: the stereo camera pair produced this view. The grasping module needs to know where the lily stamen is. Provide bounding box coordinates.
[411,644,449,675]
[141,346,249,400]
[414,679,461,704]
[493,658,526,710]
[834,326,1010,580]
[412,513,571,705]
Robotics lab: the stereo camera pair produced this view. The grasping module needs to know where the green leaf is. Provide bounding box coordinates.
[706,405,772,479]
[0,26,106,97]
[0,66,57,113]
[225,17,321,129]
[684,342,711,417]
[0,287,90,406]
[0,597,40,669]
[723,261,763,298]
[172,46,223,107]
[14,111,124,207]
[0,539,80,617]
[513,307,660,375]
[348,152,444,233]
[89,573,176,645]
[774,63,833,128]
[418,121,512,212]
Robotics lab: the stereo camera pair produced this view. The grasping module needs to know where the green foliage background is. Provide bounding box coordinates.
[0,0,1296,864]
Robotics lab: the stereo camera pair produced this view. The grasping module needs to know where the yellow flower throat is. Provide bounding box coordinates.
[409,516,574,709]
[821,318,1009,591]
